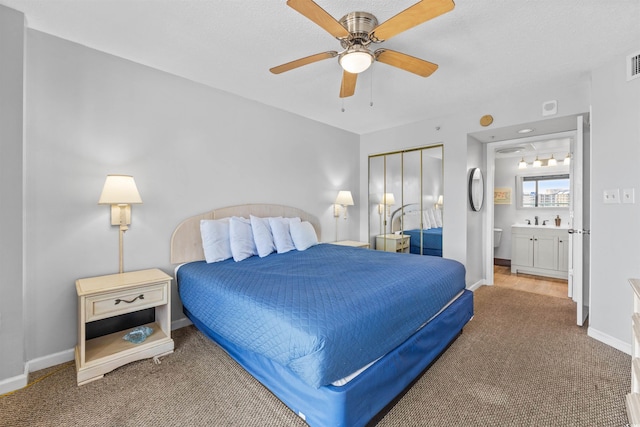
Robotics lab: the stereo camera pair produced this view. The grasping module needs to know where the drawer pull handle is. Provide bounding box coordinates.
[115,294,144,305]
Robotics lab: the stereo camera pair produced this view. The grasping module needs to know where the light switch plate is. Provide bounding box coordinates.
[623,188,635,204]
[603,189,620,204]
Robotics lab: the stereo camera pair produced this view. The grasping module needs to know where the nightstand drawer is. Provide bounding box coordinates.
[85,282,168,322]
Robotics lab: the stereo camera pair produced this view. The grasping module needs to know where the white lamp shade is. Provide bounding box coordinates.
[533,157,542,168]
[518,158,527,169]
[437,195,444,205]
[98,175,143,205]
[335,190,354,206]
[383,193,395,205]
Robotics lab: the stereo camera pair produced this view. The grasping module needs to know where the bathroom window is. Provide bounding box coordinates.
[517,173,570,208]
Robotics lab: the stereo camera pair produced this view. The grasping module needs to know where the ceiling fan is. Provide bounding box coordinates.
[270,0,455,98]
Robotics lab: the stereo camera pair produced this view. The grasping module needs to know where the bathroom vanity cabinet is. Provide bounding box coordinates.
[511,225,569,279]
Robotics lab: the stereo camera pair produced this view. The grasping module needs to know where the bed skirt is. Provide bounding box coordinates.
[185,289,473,427]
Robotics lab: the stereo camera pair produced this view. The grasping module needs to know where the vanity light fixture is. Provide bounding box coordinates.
[334,190,354,219]
[533,156,542,168]
[378,192,396,216]
[518,157,527,169]
[564,153,571,165]
[547,154,558,167]
[98,174,143,274]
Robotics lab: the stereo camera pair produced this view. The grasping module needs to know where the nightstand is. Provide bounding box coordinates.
[376,234,410,253]
[75,268,174,385]
[331,240,370,249]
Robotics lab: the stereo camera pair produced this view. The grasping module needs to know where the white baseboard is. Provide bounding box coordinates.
[0,368,27,395]
[26,348,75,373]
[588,326,631,355]
[467,279,487,292]
[171,316,192,330]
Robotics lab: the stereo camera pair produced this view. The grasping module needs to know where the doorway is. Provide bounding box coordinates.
[471,114,590,325]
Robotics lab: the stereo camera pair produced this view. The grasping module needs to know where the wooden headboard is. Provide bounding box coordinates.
[170,204,321,264]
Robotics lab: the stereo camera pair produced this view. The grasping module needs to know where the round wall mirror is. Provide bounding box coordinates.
[469,167,484,211]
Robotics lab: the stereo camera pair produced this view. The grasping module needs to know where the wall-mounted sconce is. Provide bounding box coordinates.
[378,193,395,234]
[334,190,354,219]
[98,174,142,274]
[377,192,395,216]
[436,195,444,209]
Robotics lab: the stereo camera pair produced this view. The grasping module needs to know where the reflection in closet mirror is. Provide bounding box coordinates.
[368,145,443,256]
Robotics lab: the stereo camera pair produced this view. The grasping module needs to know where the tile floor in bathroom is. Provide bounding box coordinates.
[493,265,569,299]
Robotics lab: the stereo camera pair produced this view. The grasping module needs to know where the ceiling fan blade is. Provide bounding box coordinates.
[370,0,455,42]
[270,51,338,74]
[375,49,438,77]
[287,0,350,39]
[339,71,357,98]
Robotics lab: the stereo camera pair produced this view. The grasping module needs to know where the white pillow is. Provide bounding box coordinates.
[250,215,275,258]
[290,221,318,251]
[422,211,432,229]
[269,217,300,254]
[428,209,438,229]
[403,211,421,230]
[229,217,257,262]
[434,209,443,228]
[200,219,232,263]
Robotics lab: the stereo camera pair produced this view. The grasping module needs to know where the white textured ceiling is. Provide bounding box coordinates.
[2,0,639,135]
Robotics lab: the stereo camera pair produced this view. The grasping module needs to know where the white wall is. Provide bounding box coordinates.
[0,4,25,387]
[21,30,359,366]
[359,82,590,287]
[466,137,485,286]
[589,51,640,350]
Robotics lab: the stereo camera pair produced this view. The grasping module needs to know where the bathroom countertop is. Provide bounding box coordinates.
[511,223,570,230]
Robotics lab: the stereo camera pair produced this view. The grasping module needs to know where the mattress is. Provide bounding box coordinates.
[404,227,443,256]
[177,243,466,388]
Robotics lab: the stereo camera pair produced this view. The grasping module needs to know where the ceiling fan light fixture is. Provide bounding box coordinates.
[339,46,374,74]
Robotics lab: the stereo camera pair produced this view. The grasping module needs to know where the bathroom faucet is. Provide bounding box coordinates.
[534,216,539,225]
[525,219,531,225]
[542,220,548,226]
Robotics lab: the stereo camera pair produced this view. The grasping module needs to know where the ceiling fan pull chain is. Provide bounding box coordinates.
[370,67,374,107]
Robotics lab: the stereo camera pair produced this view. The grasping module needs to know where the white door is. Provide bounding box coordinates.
[569,115,590,326]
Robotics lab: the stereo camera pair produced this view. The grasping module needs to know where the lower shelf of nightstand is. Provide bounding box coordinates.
[76,321,174,385]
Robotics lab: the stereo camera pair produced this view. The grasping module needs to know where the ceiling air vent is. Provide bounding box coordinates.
[627,50,640,81]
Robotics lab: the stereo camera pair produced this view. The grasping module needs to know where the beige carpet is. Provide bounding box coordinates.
[0,286,631,426]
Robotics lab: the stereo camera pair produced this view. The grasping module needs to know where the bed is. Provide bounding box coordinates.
[390,203,443,257]
[171,204,472,427]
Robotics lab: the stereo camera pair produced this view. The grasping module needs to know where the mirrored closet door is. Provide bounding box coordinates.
[368,145,443,256]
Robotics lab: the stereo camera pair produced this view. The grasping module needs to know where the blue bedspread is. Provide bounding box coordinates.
[404,228,443,256]
[177,243,466,388]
